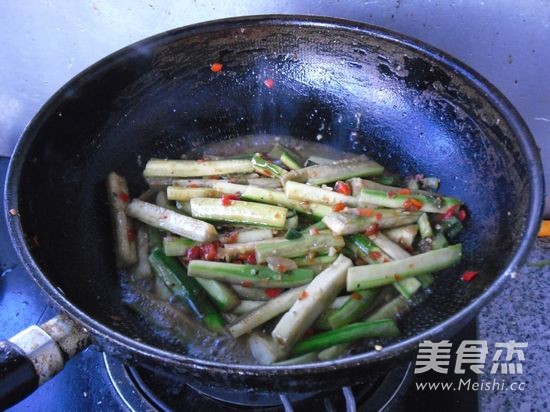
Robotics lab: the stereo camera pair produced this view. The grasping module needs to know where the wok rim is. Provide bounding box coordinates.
[4,14,544,377]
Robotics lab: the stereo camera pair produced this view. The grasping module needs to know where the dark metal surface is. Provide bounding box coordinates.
[3,15,544,393]
[0,340,39,409]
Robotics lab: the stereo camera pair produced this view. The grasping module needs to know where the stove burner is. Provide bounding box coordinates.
[103,354,413,411]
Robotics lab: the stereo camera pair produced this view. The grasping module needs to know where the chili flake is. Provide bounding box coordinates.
[387,191,397,199]
[221,193,240,206]
[457,209,467,221]
[368,251,382,261]
[332,202,346,212]
[210,62,223,73]
[398,188,412,195]
[265,288,282,298]
[334,181,352,196]
[364,223,380,237]
[403,198,423,211]
[461,270,479,282]
[186,246,201,261]
[264,78,275,88]
[241,280,253,288]
[127,228,137,242]
[118,192,130,202]
[299,290,309,300]
[357,208,375,217]
[245,252,257,265]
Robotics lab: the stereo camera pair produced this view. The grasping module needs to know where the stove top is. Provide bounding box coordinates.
[0,157,477,411]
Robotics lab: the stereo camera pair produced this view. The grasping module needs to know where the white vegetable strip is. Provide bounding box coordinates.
[166,186,220,201]
[132,225,151,280]
[125,199,217,242]
[248,333,286,365]
[228,286,307,338]
[271,254,353,349]
[106,172,137,267]
[143,158,254,177]
[384,224,418,249]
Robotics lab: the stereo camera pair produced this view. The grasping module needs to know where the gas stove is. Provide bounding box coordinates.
[0,157,479,411]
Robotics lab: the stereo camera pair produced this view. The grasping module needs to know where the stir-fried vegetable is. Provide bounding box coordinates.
[111,140,466,365]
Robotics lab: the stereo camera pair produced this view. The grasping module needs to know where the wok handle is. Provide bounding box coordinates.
[0,315,90,409]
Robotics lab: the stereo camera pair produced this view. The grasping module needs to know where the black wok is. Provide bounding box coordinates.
[1,15,544,408]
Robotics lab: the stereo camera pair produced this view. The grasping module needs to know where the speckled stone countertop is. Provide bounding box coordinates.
[478,239,549,412]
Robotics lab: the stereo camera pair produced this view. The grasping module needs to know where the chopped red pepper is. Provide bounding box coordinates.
[299,290,309,300]
[221,193,240,206]
[403,198,423,211]
[265,288,283,298]
[368,251,382,261]
[210,62,223,73]
[351,292,362,301]
[357,208,375,217]
[387,191,397,199]
[241,280,252,288]
[442,204,460,221]
[457,209,467,221]
[226,231,239,244]
[309,227,320,236]
[375,212,383,221]
[264,78,275,88]
[334,181,352,196]
[245,252,257,265]
[398,188,412,195]
[303,328,316,338]
[127,228,137,242]
[364,223,380,237]
[332,202,346,212]
[200,243,218,261]
[186,246,202,261]
[118,192,130,202]
[461,270,479,282]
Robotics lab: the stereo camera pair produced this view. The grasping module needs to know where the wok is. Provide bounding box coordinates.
[1,15,544,408]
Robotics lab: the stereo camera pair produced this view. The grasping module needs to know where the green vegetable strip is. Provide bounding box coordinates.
[194,277,240,312]
[285,181,359,207]
[359,188,461,214]
[323,210,421,235]
[251,153,287,177]
[190,198,288,229]
[280,150,303,170]
[143,158,254,177]
[366,296,410,322]
[291,319,400,356]
[346,234,389,264]
[147,226,164,249]
[293,254,338,267]
[418,213,434,239]
[187,260,315,288]
[228,286,307,338]
[255,233,345,263]
[347,244,462,291]
[327,289,379,329]
[231,300,264,316]
[163,236,196,256]
[148,249,225,332]
[213,181,331,219]
[274,352,319,365]
[282,156,384,185]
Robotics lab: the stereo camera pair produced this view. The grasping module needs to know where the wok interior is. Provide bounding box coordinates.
[18,21,530,363]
